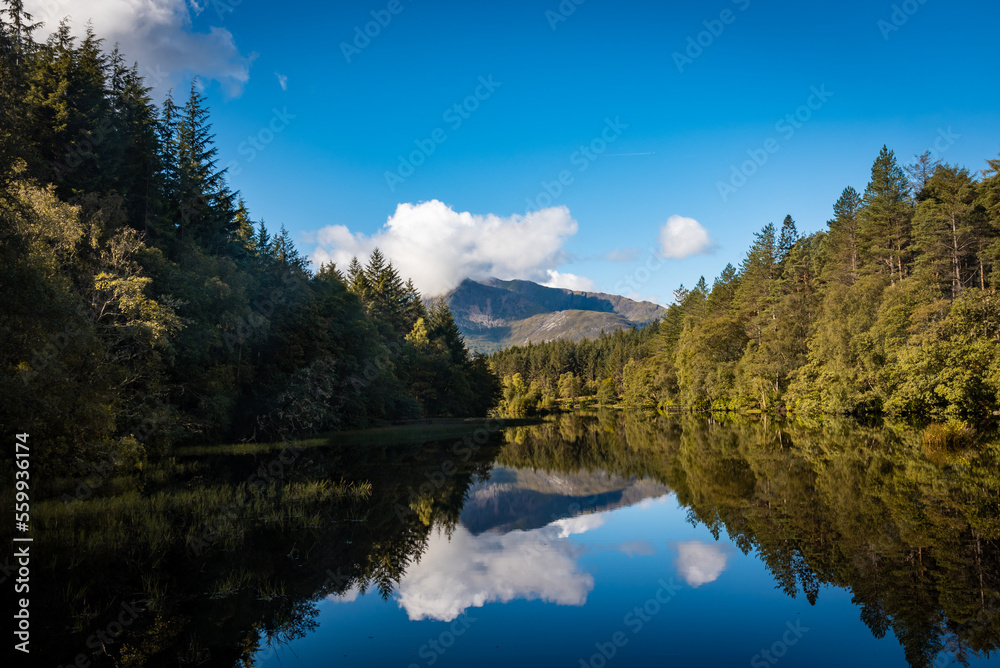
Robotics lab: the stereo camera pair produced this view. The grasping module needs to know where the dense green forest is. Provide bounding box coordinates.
[0,5,497,477]
[492,148,1000,417]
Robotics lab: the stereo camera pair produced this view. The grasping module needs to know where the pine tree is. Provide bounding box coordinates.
[778,215,798,261]
[905,150,941,196]
[978,149,1000,288]
[828,186,862,283]
[362,248,413,336]
[107,54,164,235]
[0,0,40,183]
[427,298,467,366]
[171,78,234,248]
[735,223,778,345]
[913,164,980,298]
[860,146,913,283]
[271,224,305,270]
[346,256,367,297]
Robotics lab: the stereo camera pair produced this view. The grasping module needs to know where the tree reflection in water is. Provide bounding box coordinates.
[28,413,1000,667]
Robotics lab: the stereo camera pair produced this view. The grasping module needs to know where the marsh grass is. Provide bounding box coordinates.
[923,421,977,463]
[173,418,534,457]
[35,467,372,571]
[208,568,254,599]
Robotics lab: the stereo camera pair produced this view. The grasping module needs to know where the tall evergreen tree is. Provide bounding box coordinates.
[170,79,235,249]
[0,0,40,182]
[778,214,798,261]
[860,146,914,283]
[905,150,941,196]
[913,164,980,298]
[827,186,862,284]
[977,149,1000,288]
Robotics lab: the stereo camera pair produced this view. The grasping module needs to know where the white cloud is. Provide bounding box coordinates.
[326,584,360,604]
[275,72,288,90]
[26,0,255,97]
[550,513,605,538]
[674,541,728,588]
[542,269,595,292]
[659,215,713,259]
[396,523,594,622]
[311,201,579,296]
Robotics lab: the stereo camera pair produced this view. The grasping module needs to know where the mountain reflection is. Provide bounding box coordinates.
[28,412,1000,668]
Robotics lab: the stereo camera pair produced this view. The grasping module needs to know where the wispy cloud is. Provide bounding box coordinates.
[604,247,639,262]
[275,72,288,90]
[619,541,656,557]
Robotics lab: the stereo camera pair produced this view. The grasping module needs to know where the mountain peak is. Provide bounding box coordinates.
[441,278,666,352]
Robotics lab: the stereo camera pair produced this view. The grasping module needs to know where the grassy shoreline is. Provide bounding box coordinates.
[174,416,543,457]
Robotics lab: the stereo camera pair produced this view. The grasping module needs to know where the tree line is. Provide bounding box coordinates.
[0,4,497,476]
[492,146,1000,416]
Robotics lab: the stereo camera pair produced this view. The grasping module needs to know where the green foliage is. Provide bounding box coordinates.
[621,359,657,409]
[0,14,499,474]
[557,371,580,402]
[498,373,542,416]
[491,147,1000,417]
[596,377,617,405]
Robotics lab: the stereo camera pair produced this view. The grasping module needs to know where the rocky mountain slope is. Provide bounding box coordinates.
[440,278,666,351]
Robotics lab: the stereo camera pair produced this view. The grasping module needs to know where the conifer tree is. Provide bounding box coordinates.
[828,186,862,283]
[859,146,913,282]
[171,79,235,248]
[777,215,798,261]
[905,150,941,196]
[913,164,980,298]
[0,0,39,182]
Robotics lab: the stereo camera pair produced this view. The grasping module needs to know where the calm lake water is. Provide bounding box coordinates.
[32,412,1000,667]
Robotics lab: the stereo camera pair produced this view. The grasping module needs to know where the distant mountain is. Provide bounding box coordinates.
[440,278,667,352]
[459,466,670,535]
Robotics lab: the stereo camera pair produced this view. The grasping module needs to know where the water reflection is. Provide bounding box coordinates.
[28,413,1000,667]
[396,523,594,621]
[674,541,729,588]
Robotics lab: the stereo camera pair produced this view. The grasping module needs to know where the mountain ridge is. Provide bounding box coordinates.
[439,277,667,352]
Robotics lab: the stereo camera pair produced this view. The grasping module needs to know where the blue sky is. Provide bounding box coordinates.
[37,0,1000,303]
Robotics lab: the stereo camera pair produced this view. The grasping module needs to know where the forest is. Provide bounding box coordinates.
[0,5,497,477]
[492,147,1000,417]
[4,2,1000,483]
